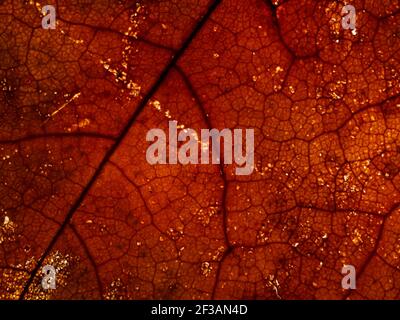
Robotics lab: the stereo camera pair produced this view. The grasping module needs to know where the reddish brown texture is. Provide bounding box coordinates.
[0,0,400,300]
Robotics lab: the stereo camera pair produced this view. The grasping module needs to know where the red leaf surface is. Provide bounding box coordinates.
[1,0,400,299]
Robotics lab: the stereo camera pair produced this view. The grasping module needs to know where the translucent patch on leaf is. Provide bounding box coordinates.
[194,205,219,226]
[66,118,91,132]
[150,99,176,121]
[104,278,128,300]
[265,274,281,299]
[100,58,141,98]
[127,2,144,39]
[0,214,17,244]
[100,1,146,100]
[44,92,81,124]
[201,262,212,277]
